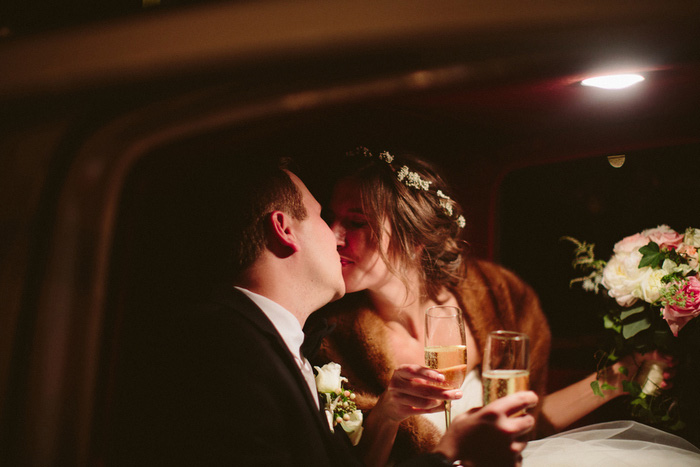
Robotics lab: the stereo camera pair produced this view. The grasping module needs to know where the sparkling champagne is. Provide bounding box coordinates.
[424,345,468,389]
[482,369,530,405]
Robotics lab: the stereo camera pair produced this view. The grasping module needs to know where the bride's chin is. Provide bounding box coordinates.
[342,278,362,294]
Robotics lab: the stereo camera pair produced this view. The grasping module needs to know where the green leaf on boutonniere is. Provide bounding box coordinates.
[638,242,665,268]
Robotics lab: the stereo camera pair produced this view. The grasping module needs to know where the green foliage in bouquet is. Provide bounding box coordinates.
[562,226,700,435]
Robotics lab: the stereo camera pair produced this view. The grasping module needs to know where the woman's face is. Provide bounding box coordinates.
[329,179,394,294]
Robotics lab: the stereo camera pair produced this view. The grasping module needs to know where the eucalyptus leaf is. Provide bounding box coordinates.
[622,316,652,339]
[620,305,646,320]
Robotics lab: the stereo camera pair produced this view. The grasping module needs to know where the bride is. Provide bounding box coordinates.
[310,147,700,466]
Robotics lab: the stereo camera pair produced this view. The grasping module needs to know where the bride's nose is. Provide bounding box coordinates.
[332,223,345,247]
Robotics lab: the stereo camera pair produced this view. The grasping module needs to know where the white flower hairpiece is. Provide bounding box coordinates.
[397,165,432,191]
[378,151,394,163]
[314,363,363,446]
[348,147,465,228]
[436,190,453,215]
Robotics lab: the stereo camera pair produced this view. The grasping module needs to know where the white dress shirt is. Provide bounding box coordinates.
[234,287,320,409]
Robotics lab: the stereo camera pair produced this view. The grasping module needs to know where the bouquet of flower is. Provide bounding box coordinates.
[564,225,700,432]
[314,362,364,445]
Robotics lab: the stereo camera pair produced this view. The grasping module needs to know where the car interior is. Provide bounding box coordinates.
[1,1,700,464]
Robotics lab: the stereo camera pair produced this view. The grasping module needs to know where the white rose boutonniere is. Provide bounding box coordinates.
[314,362,363,446]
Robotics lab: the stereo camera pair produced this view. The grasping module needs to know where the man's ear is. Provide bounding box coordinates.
[268,210,300,256]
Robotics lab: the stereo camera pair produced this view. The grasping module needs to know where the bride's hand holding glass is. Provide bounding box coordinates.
[373,364,464,423]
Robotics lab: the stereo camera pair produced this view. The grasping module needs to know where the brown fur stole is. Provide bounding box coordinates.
[312,259,552,462]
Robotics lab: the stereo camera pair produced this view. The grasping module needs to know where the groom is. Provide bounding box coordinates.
[121,157,537,466]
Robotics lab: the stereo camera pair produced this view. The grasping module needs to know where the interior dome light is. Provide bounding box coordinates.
[607,154,626,168]
[581,74,645,89]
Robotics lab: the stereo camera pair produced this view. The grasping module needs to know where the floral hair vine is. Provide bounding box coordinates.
[348,147,466,228]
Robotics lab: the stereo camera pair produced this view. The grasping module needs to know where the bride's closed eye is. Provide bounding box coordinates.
[344,216,368,230]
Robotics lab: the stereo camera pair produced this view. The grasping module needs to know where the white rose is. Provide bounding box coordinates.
[684,227,700,248]
[314,363,346,393]
[602,251,645,307]
[636,267,666,304]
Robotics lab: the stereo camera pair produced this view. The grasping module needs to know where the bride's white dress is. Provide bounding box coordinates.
[420,369,700,466]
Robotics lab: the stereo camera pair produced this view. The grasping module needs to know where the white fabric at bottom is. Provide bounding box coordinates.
[523,420,700,466]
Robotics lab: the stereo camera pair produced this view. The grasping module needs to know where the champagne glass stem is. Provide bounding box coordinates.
[444,400,452,429]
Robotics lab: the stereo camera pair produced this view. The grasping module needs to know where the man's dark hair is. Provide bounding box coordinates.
[229,157,307,276]
[196,157,307,283]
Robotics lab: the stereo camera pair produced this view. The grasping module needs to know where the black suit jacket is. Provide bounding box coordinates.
[110,286,451,466]
[112,286,358,466]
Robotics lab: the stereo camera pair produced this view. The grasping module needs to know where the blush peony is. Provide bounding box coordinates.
[613,232,650,254]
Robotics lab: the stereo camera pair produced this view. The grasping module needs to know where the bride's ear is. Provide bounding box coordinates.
[268,210,300,255]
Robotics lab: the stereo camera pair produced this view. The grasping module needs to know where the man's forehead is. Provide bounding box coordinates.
[285,170,320,209]
[285,170,308,195]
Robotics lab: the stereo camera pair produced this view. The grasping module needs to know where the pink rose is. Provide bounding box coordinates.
[612,233,649,254]
[662,276,700,336]
[643,225,684,250]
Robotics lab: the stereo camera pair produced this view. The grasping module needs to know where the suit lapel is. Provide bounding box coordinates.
[209,286,334,433]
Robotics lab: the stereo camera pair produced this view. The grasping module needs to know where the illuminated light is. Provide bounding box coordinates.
[607,154,626,168]
[581,74,645,90]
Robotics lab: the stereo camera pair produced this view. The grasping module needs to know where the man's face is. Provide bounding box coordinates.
[287,171,345,304]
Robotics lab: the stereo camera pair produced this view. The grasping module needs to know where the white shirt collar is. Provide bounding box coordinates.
[234,286,304,359]
[234,286,320,410]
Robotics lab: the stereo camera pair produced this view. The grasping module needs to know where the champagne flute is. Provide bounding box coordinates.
[424,305,468,429]
[482,331,530,408]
